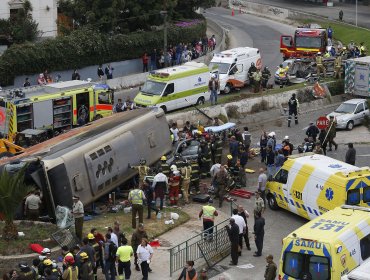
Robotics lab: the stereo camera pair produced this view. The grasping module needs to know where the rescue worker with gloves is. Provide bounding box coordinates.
[287,93,299,127]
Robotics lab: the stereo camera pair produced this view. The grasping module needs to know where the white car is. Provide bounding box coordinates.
[327,99,370,130]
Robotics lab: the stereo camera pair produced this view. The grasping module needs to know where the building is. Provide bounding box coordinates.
[0,0,58,38]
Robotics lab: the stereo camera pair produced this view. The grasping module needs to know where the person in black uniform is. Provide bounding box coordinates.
[306,122,320,142]
[253,211,265,257]
[225,218,240,265]
[287,93,299,127]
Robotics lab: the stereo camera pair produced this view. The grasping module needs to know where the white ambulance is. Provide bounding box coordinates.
[209,47,262,94]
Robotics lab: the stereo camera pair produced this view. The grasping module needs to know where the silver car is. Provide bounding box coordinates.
[327,99,370,130]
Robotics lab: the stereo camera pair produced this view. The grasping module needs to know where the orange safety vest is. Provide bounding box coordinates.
[186,271,198,280]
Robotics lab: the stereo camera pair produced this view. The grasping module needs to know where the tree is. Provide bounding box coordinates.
[0,166,32,240]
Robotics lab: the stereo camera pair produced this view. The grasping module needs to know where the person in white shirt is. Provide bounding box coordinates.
[231,208,246,256]
[136,238,153,280]
[210,163,221,178]
[170,123,179,143]
[152,169,168,210]
[108,227,119,247]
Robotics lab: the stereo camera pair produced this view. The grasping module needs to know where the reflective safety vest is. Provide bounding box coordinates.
[202,205,216,221]
[181,166,192,180]
[66,266,78,280]
[130,189,143,205]
[186,271,198,280]
[316,56,323,66]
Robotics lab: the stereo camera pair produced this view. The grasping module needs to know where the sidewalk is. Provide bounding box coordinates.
[245,0,370,28]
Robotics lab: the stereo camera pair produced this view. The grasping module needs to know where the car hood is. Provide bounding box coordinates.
[327,111,352,120]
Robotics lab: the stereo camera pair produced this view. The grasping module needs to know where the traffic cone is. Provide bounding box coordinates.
[232,8,235,16]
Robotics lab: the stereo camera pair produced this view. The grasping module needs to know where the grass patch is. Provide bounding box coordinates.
[83,207,190,242]
[0,221,58,255]
[301,19,370,47]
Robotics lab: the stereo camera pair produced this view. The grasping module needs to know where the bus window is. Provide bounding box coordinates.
[98,91,112,104]
[283,252,304,278]
[347,189,360,205]
[363,186,370,203]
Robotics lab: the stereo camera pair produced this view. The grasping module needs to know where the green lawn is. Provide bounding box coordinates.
[302,19,370,48]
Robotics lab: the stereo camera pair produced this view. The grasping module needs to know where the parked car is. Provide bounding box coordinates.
[167,139,201,166]
[327,99,370,130]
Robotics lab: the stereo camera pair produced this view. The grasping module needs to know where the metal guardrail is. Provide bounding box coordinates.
[169,217,230,276]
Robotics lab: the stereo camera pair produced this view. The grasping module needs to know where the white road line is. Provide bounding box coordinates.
[358,154,370,157]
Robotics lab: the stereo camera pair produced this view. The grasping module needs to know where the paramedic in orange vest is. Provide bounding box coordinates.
[177,260,198,280]
[199,199,218,241]
[169,165,181,206]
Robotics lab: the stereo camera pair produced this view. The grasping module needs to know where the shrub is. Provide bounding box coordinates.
[250,100,269,113]
[226,105,240,119]
[296,87,315,103]
[0,21,206,86]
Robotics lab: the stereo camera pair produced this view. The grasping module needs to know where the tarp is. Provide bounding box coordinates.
[204,122,236,132]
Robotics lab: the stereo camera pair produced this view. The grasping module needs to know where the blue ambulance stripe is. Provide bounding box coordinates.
[302,204,306,211]
[289,199,295,206]
[323,245,332,267]
[307,207,312,214]
[295,202,301,208]
[278,194,283,201]
[314,209,319,216]
[346,179,355,191]
[284,197,289,203]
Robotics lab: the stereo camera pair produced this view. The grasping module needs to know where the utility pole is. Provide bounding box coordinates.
[355,0,358,27]
[161,11,168,52]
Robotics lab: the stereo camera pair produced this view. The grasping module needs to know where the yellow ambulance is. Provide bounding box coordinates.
[279,205,370,280]
[266,153,370,220]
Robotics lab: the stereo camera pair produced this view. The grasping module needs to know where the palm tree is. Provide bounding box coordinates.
[0,166,32,240]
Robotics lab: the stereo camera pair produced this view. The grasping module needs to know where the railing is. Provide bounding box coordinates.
[169,217,230,276]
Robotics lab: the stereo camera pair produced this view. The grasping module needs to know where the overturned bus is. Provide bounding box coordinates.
[0,108,172,218]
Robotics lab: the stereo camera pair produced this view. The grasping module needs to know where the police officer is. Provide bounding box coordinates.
[128,185,146,229]
[180,161,192,204]
[261,66,271,89]
[190,159,200,194]
[129,158,150,186]
[287,93,299,127]
[316,52,326,78]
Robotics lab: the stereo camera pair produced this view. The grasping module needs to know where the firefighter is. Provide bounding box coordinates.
[169,165,181,206]
[129,158,150,186]
[334,54,342,79]
[210,135,217,164]
[159,155,170,177]
[200,140,211,178]
[360,42,367,57]
[190,159,200,194]
[248,62,257,87]
[278,64,287,88]
[261,66,271,89]
[180,161,192,204]
[316,52,326,78]
[287,93,299,127]
[252,68,262,93]
[214,135,223,164]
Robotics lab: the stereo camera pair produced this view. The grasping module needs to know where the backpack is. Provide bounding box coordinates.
[108,242,118,261]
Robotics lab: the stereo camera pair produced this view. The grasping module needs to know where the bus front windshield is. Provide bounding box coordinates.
[141,80,167,95]
[295,36,323,49]
[209,62,230,74]
[283,252,330,280]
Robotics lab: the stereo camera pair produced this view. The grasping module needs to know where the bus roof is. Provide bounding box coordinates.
[148,62,209,81]
[0,80,108,101]
[288,206,370,242]
[285,153,370,179]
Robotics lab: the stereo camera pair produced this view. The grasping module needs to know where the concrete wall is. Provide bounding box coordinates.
[229,0,290,20]
[0,0,58,38]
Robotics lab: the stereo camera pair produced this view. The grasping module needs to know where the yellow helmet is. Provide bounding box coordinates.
[43,259,53,266]
[87,233,95,240]
[227,154,233,160]
[80,252,88,260]
[160,156,167,161]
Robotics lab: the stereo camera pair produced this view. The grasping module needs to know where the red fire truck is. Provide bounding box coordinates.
[280,28,327,60]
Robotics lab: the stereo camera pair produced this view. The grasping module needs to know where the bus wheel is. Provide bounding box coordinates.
[196,97,205,106]
[267,194,279,210]
[0,152,14,159]
[94,114,102,121]
[160,106,167,113]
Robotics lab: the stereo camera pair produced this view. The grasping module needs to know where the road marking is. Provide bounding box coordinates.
[358,154,370,157]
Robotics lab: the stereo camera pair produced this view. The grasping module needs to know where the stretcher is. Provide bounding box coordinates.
[229,189,254,199]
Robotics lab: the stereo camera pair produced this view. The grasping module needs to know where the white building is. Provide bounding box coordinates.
[0,0,58,38]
